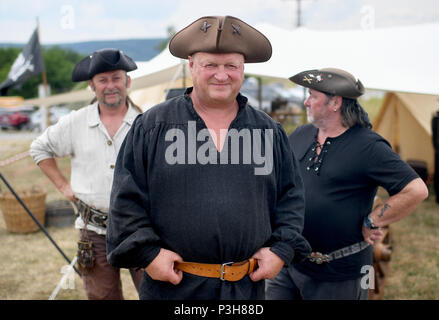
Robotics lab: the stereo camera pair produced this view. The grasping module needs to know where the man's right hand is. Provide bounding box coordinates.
[37,158,77,202]
[59,183,77,202]
[145,248,183,285]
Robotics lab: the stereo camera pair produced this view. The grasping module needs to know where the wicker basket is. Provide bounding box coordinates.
[0,187,47,233]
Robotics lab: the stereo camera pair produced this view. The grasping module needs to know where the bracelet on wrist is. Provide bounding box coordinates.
[364,215,379,229]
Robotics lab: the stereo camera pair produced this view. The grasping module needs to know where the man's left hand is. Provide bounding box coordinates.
[249,247,284,282]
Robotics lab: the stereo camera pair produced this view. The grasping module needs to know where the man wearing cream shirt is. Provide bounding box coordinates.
[30,48,143,300]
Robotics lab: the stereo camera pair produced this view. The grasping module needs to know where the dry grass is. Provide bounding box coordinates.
[0,215,139,300]
[0,138,138,300]
[1,132,438,300]
[382,185,439,299]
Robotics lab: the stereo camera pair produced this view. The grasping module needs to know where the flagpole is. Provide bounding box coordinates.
[36,17,50,129]
[36,17,48,88]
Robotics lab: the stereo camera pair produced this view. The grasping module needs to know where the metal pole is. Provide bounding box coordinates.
[283,0,309,29]
[257,77,263,110]
[36,17,48,89]
[182,60,186,88]
[0,172,81,277]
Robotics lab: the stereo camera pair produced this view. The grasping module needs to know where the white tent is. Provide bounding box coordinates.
[245,22,439,95]
[23,22,439,110]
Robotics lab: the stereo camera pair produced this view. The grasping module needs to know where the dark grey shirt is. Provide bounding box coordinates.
[106,88,310,299]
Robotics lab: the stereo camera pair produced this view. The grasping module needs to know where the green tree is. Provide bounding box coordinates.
[0,47,21,86]
[0,46,84,99]
[155,25,176,52]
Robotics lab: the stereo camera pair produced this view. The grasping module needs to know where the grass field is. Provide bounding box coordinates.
[0,138,138,300]
[381,184,439,299]
[1,100,438,300]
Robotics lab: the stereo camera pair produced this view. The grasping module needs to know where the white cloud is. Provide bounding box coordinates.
[0,19,38,43]
[1,0,438,43]
[79,3,106,20]
[366,0,439,27]
[162,0,292,30]
[302,0,439,30]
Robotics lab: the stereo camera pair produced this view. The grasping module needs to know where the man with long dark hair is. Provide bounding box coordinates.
[266,68,428,300]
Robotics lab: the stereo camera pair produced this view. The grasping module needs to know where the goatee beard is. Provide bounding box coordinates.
[103,93,123,108]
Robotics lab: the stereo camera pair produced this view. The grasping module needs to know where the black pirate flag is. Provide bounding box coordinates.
[0,28,46,95]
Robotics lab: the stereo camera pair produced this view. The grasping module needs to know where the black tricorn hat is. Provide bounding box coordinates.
[169,16,272,63]
[71,48,137,82]
[289,68,365,99]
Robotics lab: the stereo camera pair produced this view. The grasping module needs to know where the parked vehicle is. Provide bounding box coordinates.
[0,110,30,130]
[27,106,72,132]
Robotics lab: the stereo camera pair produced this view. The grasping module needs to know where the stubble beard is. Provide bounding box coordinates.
[306,109,315,124]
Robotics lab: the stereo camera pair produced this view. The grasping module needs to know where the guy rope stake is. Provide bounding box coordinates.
[0,172,81,277]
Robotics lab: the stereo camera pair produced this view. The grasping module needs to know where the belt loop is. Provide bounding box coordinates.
[247,258,256,274]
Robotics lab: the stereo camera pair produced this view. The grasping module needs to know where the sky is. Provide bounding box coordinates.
[0,0,439,44]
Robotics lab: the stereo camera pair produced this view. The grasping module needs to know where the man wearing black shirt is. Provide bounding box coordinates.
[266,68,428,300]
[106,16,311,300]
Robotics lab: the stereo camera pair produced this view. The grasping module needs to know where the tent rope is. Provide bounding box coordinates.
[48,255,78,300]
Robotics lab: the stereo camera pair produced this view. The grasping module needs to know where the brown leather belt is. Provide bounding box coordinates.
[73,199,108,229]
[175,258,257,282]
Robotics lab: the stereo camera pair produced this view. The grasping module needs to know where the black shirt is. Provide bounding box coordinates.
[289,123,419,281]
[106,88,311,299]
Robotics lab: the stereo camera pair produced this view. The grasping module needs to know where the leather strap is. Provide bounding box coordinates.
[74,200,108,229]
[175,258,257,282]
[329,241,370,261]
[308,241,370,264]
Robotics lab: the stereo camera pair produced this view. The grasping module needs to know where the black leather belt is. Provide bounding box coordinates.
[308,241,370,264]
[74,199,108,229]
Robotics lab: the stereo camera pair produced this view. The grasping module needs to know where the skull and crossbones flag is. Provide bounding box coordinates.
[0,28,46,95]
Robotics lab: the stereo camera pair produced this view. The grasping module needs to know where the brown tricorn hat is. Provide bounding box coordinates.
[289,68,365,99]
[71,48,137,82]
[169,16,272,63]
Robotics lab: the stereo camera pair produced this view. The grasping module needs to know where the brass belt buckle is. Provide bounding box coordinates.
[220,261,234,281]
[309,252,330,264]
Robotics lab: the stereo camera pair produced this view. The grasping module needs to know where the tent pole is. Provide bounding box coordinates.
[394,102,400,153]
[257,77,262,109]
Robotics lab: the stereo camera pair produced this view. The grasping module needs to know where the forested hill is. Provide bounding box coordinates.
[0,38,165,61]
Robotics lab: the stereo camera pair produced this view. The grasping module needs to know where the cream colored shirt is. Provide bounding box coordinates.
[30,102,140,235]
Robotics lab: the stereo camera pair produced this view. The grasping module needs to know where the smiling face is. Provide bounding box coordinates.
[188,52,245,106]
[89,70,131,109]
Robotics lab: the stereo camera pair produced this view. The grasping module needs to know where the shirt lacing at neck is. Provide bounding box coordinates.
[306,139,331,175]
